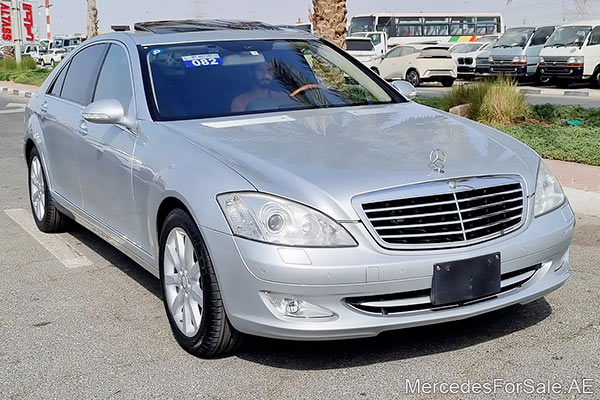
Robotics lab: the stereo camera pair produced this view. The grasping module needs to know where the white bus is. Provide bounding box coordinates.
[349,13,504,47]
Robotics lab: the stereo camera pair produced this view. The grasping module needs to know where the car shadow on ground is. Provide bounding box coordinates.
[68,224,163,299]
[237,299,552,370]
[67,223,552,369]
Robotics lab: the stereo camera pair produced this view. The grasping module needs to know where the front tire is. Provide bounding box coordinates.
[159,209,242,357]
[592,67,600,88]
[405,69,420,87]
[28,147,68,233]
[441,77,455,87]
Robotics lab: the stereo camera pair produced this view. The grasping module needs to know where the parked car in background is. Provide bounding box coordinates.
[450,41,487,78]
[371,44,457,86]
[39,48,67,67]
[350,31,389,55]
[475,39,498,76]
[539,20,600,87]
[23,44,41,63]
[346,37,377,64]
[489,25,556,83]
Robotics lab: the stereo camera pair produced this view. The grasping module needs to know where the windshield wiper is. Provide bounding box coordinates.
[545,43,567,47]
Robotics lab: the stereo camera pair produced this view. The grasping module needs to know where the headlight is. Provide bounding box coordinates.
[539,56,546,65]
[566,56,584,66]
[534,161,565,217]
[488,56,494,64]
[512,55,527,65]
[217,192,357,247]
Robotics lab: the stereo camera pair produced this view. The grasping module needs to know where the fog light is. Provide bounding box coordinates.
[263,292,334,318]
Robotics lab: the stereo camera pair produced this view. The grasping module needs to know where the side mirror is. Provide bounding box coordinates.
[82,99,125,124]
[391,80,417,100]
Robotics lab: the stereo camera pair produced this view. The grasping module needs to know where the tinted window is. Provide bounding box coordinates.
[589,26,600,46]
[142,40,398,121]
[61,44,108,105]
[531,26,555,46]
[346,39,374,52]
[48,62,70,97]
[94,44,134,110]
[386,47,403,58]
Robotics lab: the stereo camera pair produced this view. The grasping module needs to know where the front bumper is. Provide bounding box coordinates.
[540,66,584,80]
[489,65,529,77]
[202,202,574,340]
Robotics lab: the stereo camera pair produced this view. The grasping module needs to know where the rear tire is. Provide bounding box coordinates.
[405,69,420,87]
[534,73,552,86]
[27,147,69,233]
[441,77,455,87]
[159,209,243,357]
[592,67,600,88]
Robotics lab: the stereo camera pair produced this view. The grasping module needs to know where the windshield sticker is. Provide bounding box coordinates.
[181,54,223,68]
[250,50,260,56]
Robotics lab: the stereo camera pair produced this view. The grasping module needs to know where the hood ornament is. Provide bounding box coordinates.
[428,149,447,174]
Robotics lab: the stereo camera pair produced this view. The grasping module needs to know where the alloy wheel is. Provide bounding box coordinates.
[29,156,45,222]
[163,227,203,337]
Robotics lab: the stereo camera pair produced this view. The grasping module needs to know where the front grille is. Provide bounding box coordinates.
[346,264,540,315]
[542,56,569,66]
[457,57,465,64]
[464,57,473,65]
[358,177,526,250]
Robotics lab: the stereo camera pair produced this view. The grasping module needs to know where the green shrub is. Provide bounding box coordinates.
[0,58,18,70]
[531,104,600,126]
[478,82,530,125]
[440,77,531,124]
[21,57,38,70]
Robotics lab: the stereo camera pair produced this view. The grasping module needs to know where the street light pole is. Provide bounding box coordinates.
[11,0,22,64]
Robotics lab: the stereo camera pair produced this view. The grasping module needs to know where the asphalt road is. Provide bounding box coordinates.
[417,83,600,108]
[0,92,599,399]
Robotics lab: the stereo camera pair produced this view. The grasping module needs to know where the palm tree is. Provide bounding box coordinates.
[312,0,347,47]
[87,0,99,38]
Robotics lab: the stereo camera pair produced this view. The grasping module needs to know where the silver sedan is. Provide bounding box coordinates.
[23,20,573,357]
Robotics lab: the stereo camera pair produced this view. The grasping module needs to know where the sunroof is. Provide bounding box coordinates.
[133,20,282,34]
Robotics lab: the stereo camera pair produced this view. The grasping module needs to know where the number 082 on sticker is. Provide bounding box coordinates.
[182,54,223,68]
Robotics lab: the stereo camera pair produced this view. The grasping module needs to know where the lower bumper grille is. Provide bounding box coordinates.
[346,264,540,315]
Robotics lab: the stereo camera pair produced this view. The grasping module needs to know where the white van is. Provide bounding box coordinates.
[538,20,600,87]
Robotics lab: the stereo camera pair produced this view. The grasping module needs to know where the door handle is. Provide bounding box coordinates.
[78,120,88,136]
[40,101,48,114]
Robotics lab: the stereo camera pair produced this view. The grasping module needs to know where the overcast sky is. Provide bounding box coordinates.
[42,0,600,36]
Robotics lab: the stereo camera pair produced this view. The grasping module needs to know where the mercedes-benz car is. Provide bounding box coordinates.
[23,20,574,357]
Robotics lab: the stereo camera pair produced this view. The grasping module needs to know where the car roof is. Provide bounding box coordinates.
[92,19,317,47]
[557,19,600,27]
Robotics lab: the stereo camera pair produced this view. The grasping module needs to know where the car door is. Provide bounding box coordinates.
[379,46,404,79]
[39,44,107,208]
[77,42,140,245]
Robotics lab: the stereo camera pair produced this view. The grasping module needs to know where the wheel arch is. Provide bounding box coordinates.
[156,195,195,240]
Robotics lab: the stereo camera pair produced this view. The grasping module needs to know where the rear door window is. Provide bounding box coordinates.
[61,44,108,105]
[47,62,70,97]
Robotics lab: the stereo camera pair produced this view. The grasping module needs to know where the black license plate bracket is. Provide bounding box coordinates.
[431,253,501,306]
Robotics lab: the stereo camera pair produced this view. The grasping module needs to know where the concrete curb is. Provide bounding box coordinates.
[564,187,600,218]
[0,86,36,98]
[518,87,598,98]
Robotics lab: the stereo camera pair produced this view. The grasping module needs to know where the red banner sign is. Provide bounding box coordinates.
[1,1,12,42]
[22,2,34,42]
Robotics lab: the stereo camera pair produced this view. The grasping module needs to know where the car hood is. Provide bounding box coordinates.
[161,103,539,220]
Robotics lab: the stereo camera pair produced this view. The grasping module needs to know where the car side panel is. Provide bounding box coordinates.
[132,120,256,264]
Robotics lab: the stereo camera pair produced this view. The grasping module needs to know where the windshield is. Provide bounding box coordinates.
[450,43,484,53]
[495,28,535,48]
[346,39,374,51]
[349,17,375,35]
[142,39,398,121]
[545,26,591,47]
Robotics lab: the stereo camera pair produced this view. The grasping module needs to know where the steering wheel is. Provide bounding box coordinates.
[290,84,327,97]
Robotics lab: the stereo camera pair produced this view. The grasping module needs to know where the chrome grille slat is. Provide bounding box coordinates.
[365,198,457,213]
[358,177,526,249]
[463,214,522,233]
[368,209,460,221]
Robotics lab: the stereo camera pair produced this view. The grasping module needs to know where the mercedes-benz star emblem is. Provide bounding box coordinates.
[428,149,447,174]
